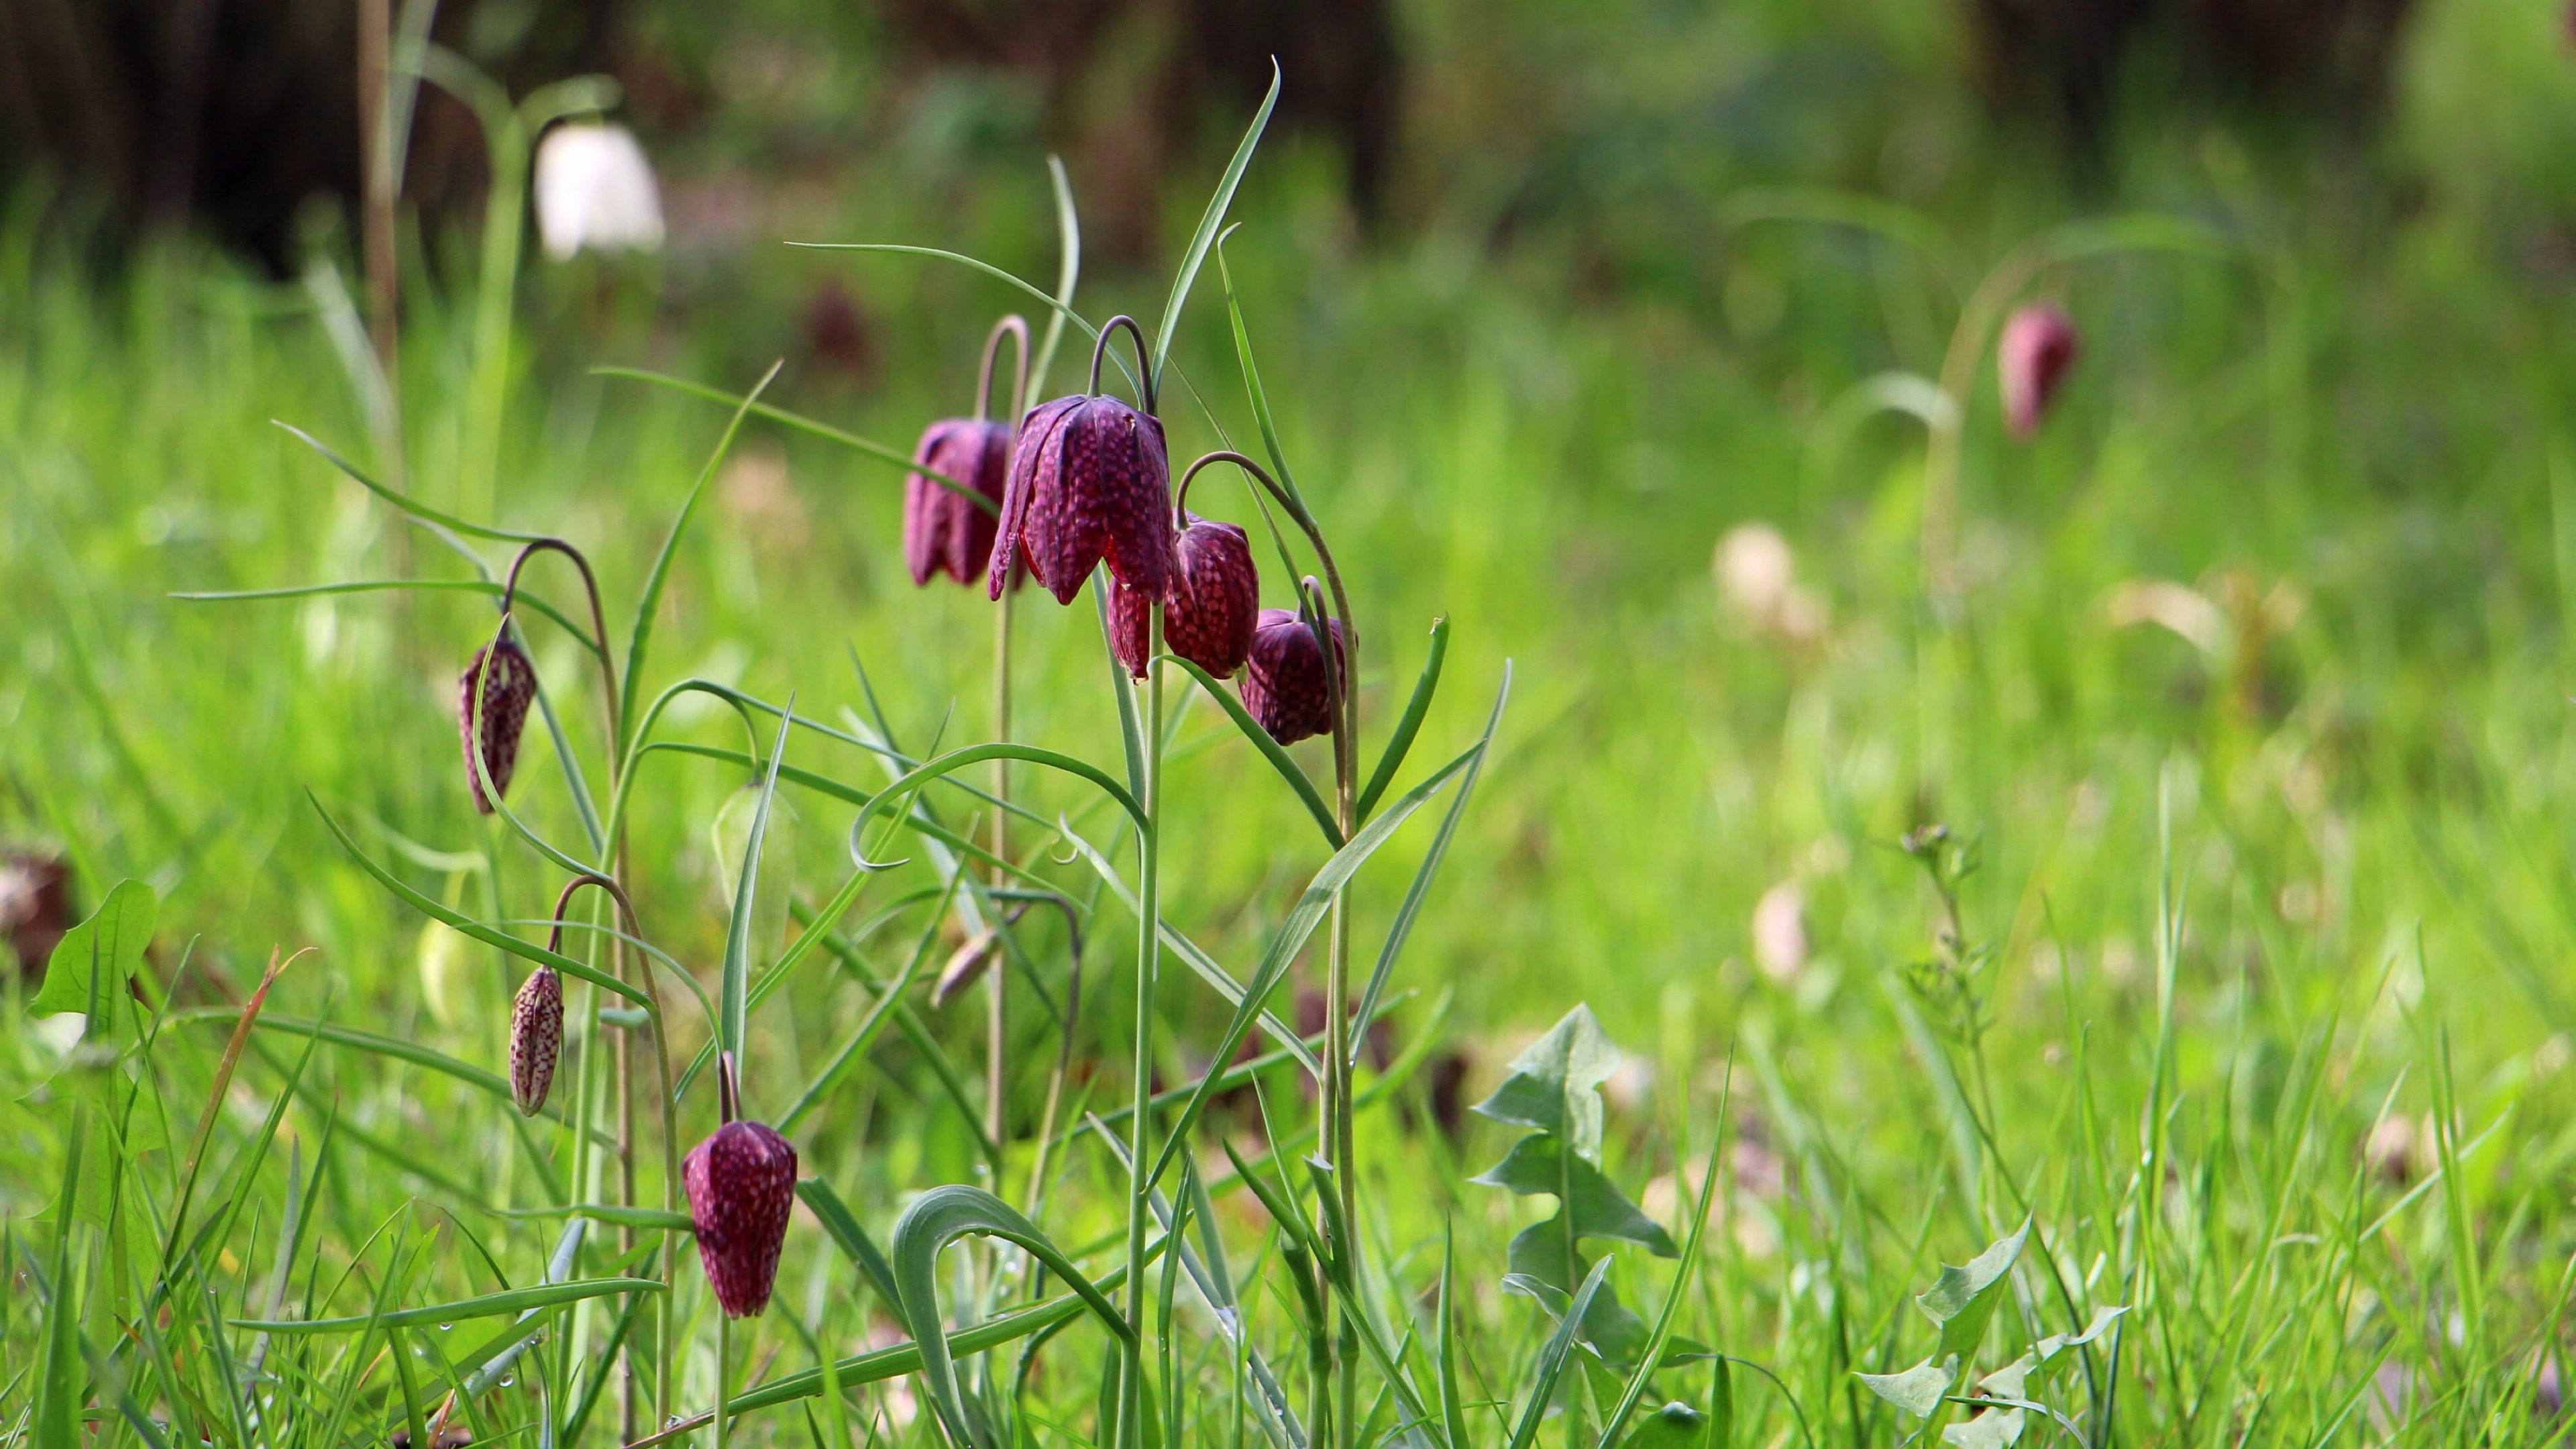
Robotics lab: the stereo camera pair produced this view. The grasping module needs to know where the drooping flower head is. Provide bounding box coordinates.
[904,317,1027,588]
[1998,304,2080,440]
[508,965,563,1116]
[904,420,1012,586]
[1240,603,1347,746]
[458,638,537,814]
[684,1053,798,1318]
[533,123,665,262]
[989,316,1180,604]
[1111,514,1260,679]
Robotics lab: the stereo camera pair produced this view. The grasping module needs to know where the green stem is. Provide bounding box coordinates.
[715,1311,732,1449]
[989,584,1014,1149]
[1123,606,1167,1449]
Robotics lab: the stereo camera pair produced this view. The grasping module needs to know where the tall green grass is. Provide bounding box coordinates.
[6,64,2576,1449]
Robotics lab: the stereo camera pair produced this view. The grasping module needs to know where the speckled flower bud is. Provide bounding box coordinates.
[1239,609,1346,745]
[458,639,536,814]
[991,390,1180,605]
[904,419,1012,587]
[508,965,562,1116]
[684,1057,798,1318]
[1998,305,2080,440]
[1109,514,1261,679]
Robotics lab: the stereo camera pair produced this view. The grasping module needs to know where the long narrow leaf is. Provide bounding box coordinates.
[890,1186,1132,1449]
[1060,830,1316,1078]
[1354,618,1450,821]
[1505,1260,1614,1449]
[1148,742,1483,1184]
[1028,155,1081,398]
[274,421,544,542]
[796,1178,902,1307]
[231,1276,661,1333]
[1154,64,1279,390]
[619,362,781,751]
[1352,662,1511,1055]
[593,368,994,509]
[1169,657,1341,848]
[722,701,796,1062]
[311,798,647,1005]
[174,578,595,649]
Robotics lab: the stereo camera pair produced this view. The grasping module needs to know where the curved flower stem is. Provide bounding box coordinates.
[1178,452,1361,775]
[1092,315,1157,415]
[543,872,678,1434]
[499,540,651,1434]
[500,539,619,765]
[1300,575,1361,1449]
[975,315,1031,425]
[1185,447,1370,1448]
[985,313,1029,1161]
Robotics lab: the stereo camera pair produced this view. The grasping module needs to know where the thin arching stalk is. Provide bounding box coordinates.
[1179,449,1370,1449]
[539,871,679,1434]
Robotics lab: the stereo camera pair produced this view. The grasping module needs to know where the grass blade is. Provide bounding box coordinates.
[1029,154,1082,398]
[273,421,545,543]
[158,947,299,1275]
[1352,661,1510,1059]
[311,796,648,1006]
[722,699,796,1064]
[1438,1227,1468,1449]
[619,361,781,753]
[34,1111,84,1449]
[1169,656,1342,848]
[1148,741,1484,1184]
[1354,617,1450,822]
[796,1178,902,1307]
[1505,1259,1613,1449]
[231,1275,663,1333]
[890,1185,1133,1449]
[173,578,596,648]
[1155,64,1279,392]
[1059,829,1318,1079]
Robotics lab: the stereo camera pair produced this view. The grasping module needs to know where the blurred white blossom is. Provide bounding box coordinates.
[1715,522,1825,643]
[535,123,664,260]
[1752,879,1807,984]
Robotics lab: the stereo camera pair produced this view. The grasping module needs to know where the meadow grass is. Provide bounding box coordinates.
[4,105,2576,1449]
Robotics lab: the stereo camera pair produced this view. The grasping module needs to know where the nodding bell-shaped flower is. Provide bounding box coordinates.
[1240,608,1346,745]
[1110,514,1260,678]
[904,419,1011,586]
[1998,305,2080,440]
[684,1053,798,1318]
[458,639,537,814]
[508,965,562,1116]
[534,123,665,262]
[990,317,1180,605]
[907,318,1028,588]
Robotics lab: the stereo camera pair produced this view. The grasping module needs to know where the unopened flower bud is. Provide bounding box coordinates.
[1239,609,1346,745]
[458,639,537,814]
[904,420,1012,587]
[508,965,562,1116]
[1998,305,2080,440]
[930,928,1001,1010]
[684,1057,798,1318]
[1109,514,1260,678]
